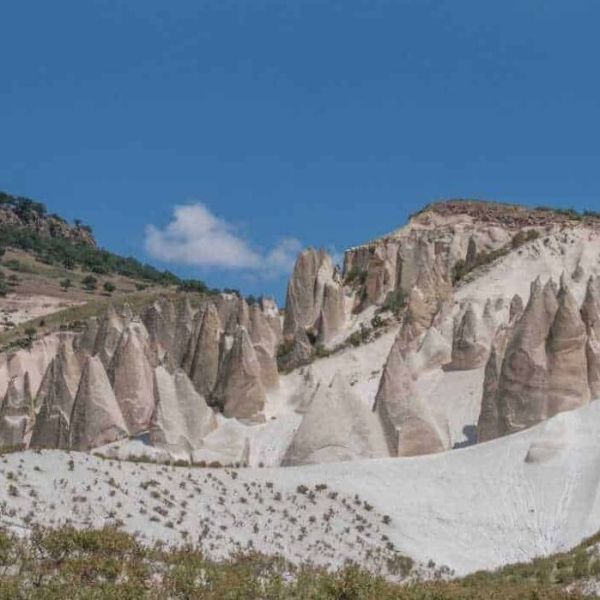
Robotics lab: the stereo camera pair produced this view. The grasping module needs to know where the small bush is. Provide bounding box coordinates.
[81,275,98,291]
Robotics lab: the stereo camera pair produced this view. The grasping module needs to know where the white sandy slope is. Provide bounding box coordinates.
[3,400,600,577]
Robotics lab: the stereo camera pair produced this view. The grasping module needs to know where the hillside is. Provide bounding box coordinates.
[2,196,600,591]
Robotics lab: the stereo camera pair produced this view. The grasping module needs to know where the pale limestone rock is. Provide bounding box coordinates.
[290,367,320,414]
[56,336,82,401]
[317,279,346,345]
[260,297,283,344]
[447,304,489,370]
[0,375,32,447]
[187,303,222,399]
[192,417,250,466]
[374,335,446,456]
[75,317,99,356]
[509,294,524,322]
[171,297,195,366]
[93,305,126,367]
[214,326,266,422]
[277,327,313,372]
[109,321,155,434]
[69,356,128,450]
[30,356,74,449]
[497,278,556,435]
[406,327,451,374]
[142,299,176,362]
[543,278,559,322]
[283,248,333,340]
[213,294,249,334]
[476,346,502,443]
[248,303,279,390]
[582,277,600,398]
[546,283,590,416]
[149,366,217,453]
[482,299,497,338]
[283,373,388,465]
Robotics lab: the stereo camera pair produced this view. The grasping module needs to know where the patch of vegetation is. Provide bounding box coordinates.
[453,229,541,284]
[0,525,595,597]
[380,289,408,314]
[344,266,368,286]
[0,223,205,288]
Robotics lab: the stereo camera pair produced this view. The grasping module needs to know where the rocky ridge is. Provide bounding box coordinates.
[2,199,600,465]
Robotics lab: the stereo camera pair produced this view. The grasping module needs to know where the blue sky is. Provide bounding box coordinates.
[1,1,599,302]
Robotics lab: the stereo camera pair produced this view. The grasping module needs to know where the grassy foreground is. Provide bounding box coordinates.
[0,526,597,599]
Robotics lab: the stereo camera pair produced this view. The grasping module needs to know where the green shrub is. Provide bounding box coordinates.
[60,278,72,291]
[103,281,116,294]
[381,289,408,314]
[81,275,98,291]
[344,267,367,286]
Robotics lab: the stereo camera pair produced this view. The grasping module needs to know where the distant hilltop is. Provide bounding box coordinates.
[0,190,96,247]
[410,198,600,229]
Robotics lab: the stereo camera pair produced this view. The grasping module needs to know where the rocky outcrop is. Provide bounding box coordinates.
[406,327,452,374]
[509,294,524,322]
[0,375,32,447]
[476,346,502,443]
[93,305,126,367]
[150,366,217,453]
[277,327,313,372]
[546,282,590,416]
[30,356,74,449]
[447,304,489,370]
[283,248,344,346]
[108,321,155,434]
[283,373,388,465]
[374,334,446,456]
[187,303,222,399]
[582,276,600,399]
[248,304,279,390]
[496,278,554,435]
[69,356,129,451]
[171,298,195,366]
[142,299,176,363]
[213,327,266,422]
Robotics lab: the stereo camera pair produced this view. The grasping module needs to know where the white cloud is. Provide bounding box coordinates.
[145,203,301,276]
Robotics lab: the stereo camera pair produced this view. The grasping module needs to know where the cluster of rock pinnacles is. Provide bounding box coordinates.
[1,236,599,464]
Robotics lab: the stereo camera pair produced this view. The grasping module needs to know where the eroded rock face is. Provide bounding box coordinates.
[476,346,502,443]
[509,294,524,322]
[213,326,266,422]
[283,373,388,466]
[406,327,452,374]
[317,280,346,345]
[109,321,155,435]
[69,356,129,451]
[150,366,217,453]
[142,299,176,363]
[94,305,126,368]
[248,304,279,390]
[0,375,32,447]
[283,248,335,340]
[496,278,554,435]
[546,283,590,416]
[447,304,489,370]
[187,303,222,399]
[582,277,600,399]
[30,356,74,449]
[374,334,446,456]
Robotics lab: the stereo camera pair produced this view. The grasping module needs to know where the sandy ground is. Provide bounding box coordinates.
[3,401,600,577]
[0,293,83,331]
